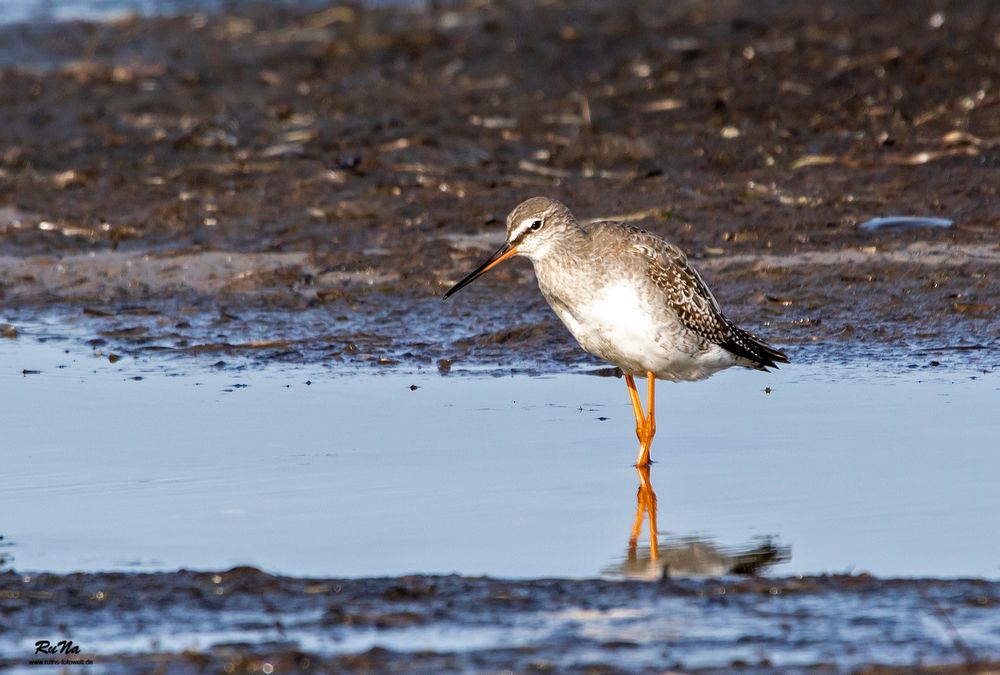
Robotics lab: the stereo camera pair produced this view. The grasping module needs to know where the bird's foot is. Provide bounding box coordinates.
[635,442,653,468]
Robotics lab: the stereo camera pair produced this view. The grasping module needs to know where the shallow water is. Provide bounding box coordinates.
[2,330,998,580]
[0,0,213,24]
[0,0,388,25]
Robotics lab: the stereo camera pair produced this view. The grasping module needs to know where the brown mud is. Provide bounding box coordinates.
[0,0,998,372]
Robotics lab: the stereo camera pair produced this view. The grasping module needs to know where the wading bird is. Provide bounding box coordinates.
[444,197,788,466]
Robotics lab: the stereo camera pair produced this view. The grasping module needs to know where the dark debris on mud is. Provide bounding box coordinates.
[2,567,1000,672]
[1,0,999,372]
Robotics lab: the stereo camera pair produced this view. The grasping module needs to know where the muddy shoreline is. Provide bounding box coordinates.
[2,567,1000,672]
[1,0,998,372]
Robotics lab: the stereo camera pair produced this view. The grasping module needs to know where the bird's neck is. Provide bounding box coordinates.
[528,228,590,282]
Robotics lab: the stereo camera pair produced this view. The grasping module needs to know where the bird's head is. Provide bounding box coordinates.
[443,197,577,299]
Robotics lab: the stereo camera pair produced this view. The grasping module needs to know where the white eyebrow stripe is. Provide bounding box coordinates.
[509,217,538,243]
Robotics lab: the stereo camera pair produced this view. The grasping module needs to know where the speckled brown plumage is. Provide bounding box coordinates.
[620,222,787,369]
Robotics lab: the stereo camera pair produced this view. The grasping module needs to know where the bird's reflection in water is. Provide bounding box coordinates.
[628,463,659,568]
[607,463,790,580]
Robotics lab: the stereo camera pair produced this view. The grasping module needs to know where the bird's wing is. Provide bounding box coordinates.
[617,224,732,345]
[604,223,788,368]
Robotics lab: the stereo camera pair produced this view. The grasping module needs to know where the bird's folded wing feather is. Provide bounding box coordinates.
[619,224,733,346]
[584,221,787,367]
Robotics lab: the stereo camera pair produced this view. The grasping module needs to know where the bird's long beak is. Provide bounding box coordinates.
[443,243,519,299]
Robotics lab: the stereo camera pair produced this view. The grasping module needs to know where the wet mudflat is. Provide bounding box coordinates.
[0,0,998,370]
[2,570,1000,673]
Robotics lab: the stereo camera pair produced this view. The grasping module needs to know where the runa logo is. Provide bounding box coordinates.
[34,640,81,655]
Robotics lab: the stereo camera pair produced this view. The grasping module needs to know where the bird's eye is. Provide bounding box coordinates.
[530,219,542,231]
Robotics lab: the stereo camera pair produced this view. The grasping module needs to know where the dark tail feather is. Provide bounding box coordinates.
[721,323,790,370]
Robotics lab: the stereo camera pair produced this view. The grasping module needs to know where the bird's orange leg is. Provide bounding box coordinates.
[624,374,646,444]
[646,372,656,441]
[626,373,654,466]
[630,372,657,467]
